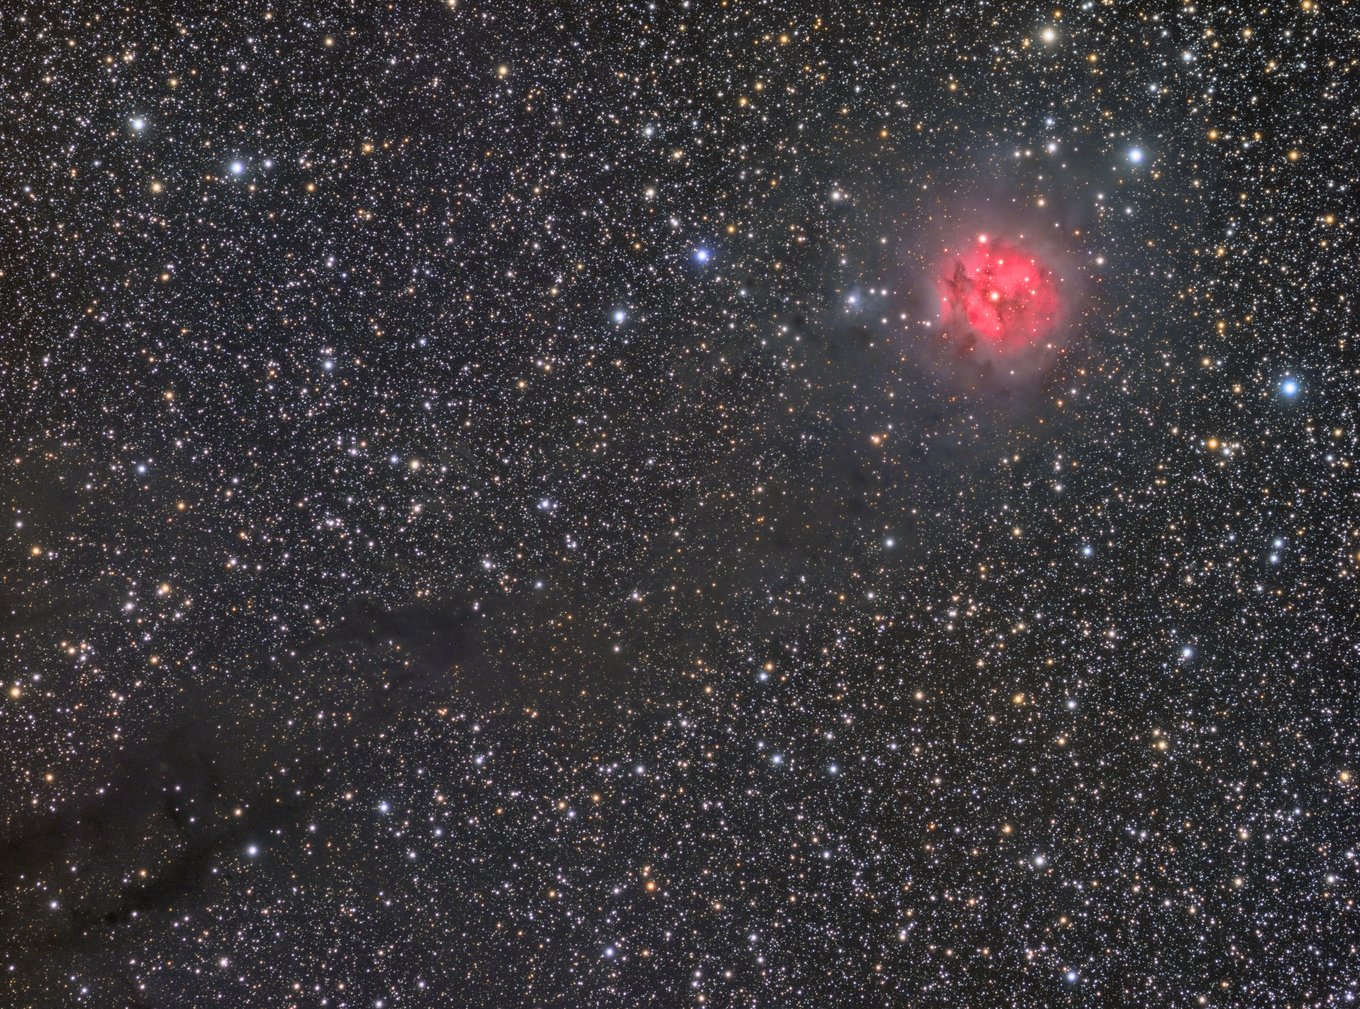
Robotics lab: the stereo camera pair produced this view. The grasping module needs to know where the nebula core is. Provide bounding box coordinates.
[937,235,1063,351]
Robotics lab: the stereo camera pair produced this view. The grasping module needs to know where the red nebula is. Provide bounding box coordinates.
[937,235,1062,350]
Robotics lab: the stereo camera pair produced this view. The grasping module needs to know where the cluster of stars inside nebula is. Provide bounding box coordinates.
[938,235,1063,350]
[2,4,1356,1009]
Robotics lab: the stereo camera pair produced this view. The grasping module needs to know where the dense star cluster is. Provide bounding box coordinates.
[2,3,1357,1007]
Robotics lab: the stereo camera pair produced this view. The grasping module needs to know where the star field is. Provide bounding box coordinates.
[2,3,1357,1007]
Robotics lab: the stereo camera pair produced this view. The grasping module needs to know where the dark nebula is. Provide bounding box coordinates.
[2,5,1354,1009]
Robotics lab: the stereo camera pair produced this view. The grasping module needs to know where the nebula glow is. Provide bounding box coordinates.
[937,235,1062,351]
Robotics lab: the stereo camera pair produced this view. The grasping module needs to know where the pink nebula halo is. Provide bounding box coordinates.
[937,234,1062,350]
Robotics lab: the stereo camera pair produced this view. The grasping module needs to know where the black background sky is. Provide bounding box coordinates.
[2,3,1357,1007]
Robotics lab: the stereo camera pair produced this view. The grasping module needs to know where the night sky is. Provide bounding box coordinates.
[3,3,1358,1007]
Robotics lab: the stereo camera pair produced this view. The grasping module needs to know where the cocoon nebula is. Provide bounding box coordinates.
[937,234,1064,352]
